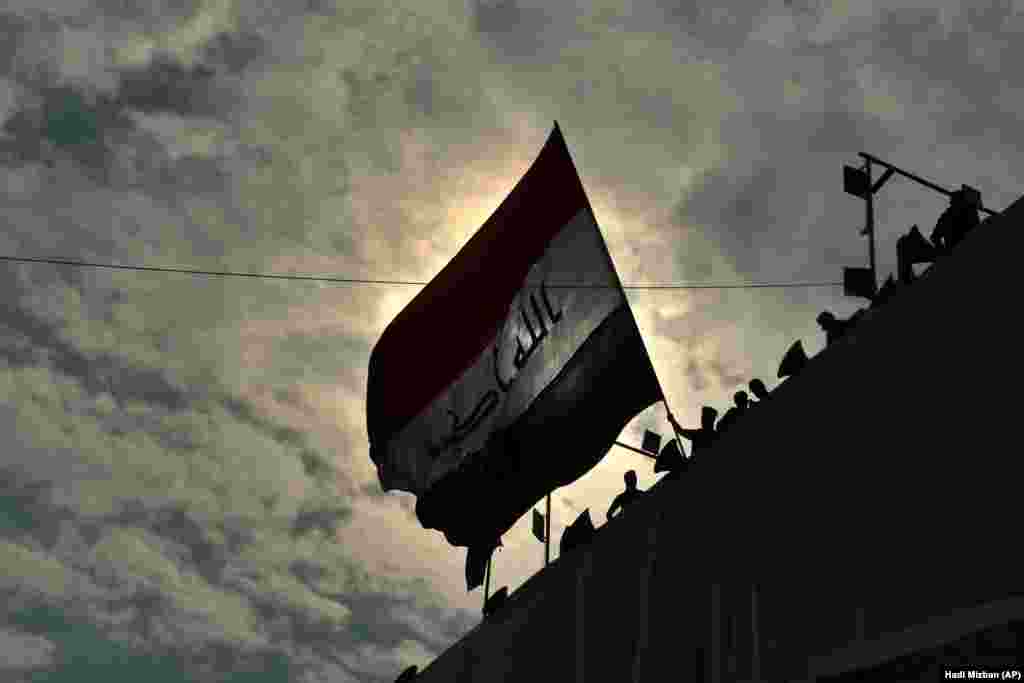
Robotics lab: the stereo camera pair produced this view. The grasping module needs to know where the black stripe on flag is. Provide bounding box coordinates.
[416,304,660,587]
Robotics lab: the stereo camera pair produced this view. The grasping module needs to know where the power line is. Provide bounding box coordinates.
[0,254,843,290]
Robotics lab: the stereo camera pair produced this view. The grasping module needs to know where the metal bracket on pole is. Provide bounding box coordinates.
[844,160,878,289]
[872,167,896,195]
[857,152,1000,217]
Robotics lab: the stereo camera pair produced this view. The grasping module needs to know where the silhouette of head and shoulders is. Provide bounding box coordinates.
[606,470,644,521]
[716,391,749,434]
[700,406,718,433]
[896,224,937,286]
[816,310,853,346]
[749,378,770,403]
[931,187,981,253]
[670,406,719,463]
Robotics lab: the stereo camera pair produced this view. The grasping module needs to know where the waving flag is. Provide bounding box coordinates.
[367,123,662,589]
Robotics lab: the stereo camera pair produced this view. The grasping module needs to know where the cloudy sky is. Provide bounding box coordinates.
[1,0,1021,680]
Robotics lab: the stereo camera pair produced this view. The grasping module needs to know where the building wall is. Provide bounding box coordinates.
[415,195,1024,682]
[816,618,1023,681]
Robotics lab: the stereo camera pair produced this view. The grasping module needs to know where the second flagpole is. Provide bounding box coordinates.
[544,492,551,567]
[483,554,491,611]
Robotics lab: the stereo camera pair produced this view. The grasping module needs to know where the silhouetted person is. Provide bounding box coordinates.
[715,391,749,434]
[931,187,980,256]
[896,224,936,286]
[817,311,854,346]
[749,378,770,403]
[670,406,718,461]
[606,470,644,521]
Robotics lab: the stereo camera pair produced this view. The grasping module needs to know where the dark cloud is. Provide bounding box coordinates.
[2,85,130,174]
[200,31,272,75]
[0,271,190,411]
[151,506,233,582]
[692,165,777,273]
[0,12,31,76]
[300,449,335,479]
[7,600,293,683]
[964,1,1016,33]
[114,53,234,118]
[0,11,66,91]
[864,5,1023,155]
[339,68,407,139]
[0,491,446,681]
[0,21,270,201]
[404,63,439,119]
[313,591,472,657]
[1,81,232,194]
[471,0,569,63]
[653,1,764,54]
[0,470,73,547]
[290,558,329,585]
[8,603,186,682]
[92,0,202,33]
[0,406,114,501]
[220,395,317,453]
[291,505,352,538]
[678,94,899,285]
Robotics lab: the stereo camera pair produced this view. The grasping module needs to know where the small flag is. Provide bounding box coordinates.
[778,340,808,379]
[641,430,662,456]
[843,267,876,301]
[843,164,871,199]
[483,586,509,617]
[559,508,595,557]
[532,508,546,543]
[654,439,686,474]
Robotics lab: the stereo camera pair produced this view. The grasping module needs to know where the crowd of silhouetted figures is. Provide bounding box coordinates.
[563,186,987,570]
[389,187,986,681]
[812,185,981,352]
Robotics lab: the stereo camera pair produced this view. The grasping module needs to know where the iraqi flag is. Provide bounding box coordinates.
[367,123,662,589]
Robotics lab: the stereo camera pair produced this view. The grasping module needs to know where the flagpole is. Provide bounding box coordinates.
[483,555,491,611]
[661,399,687,456]
[544,492,551,567]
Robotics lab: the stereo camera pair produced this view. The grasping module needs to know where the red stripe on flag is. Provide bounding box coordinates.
[368,125,589,444]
